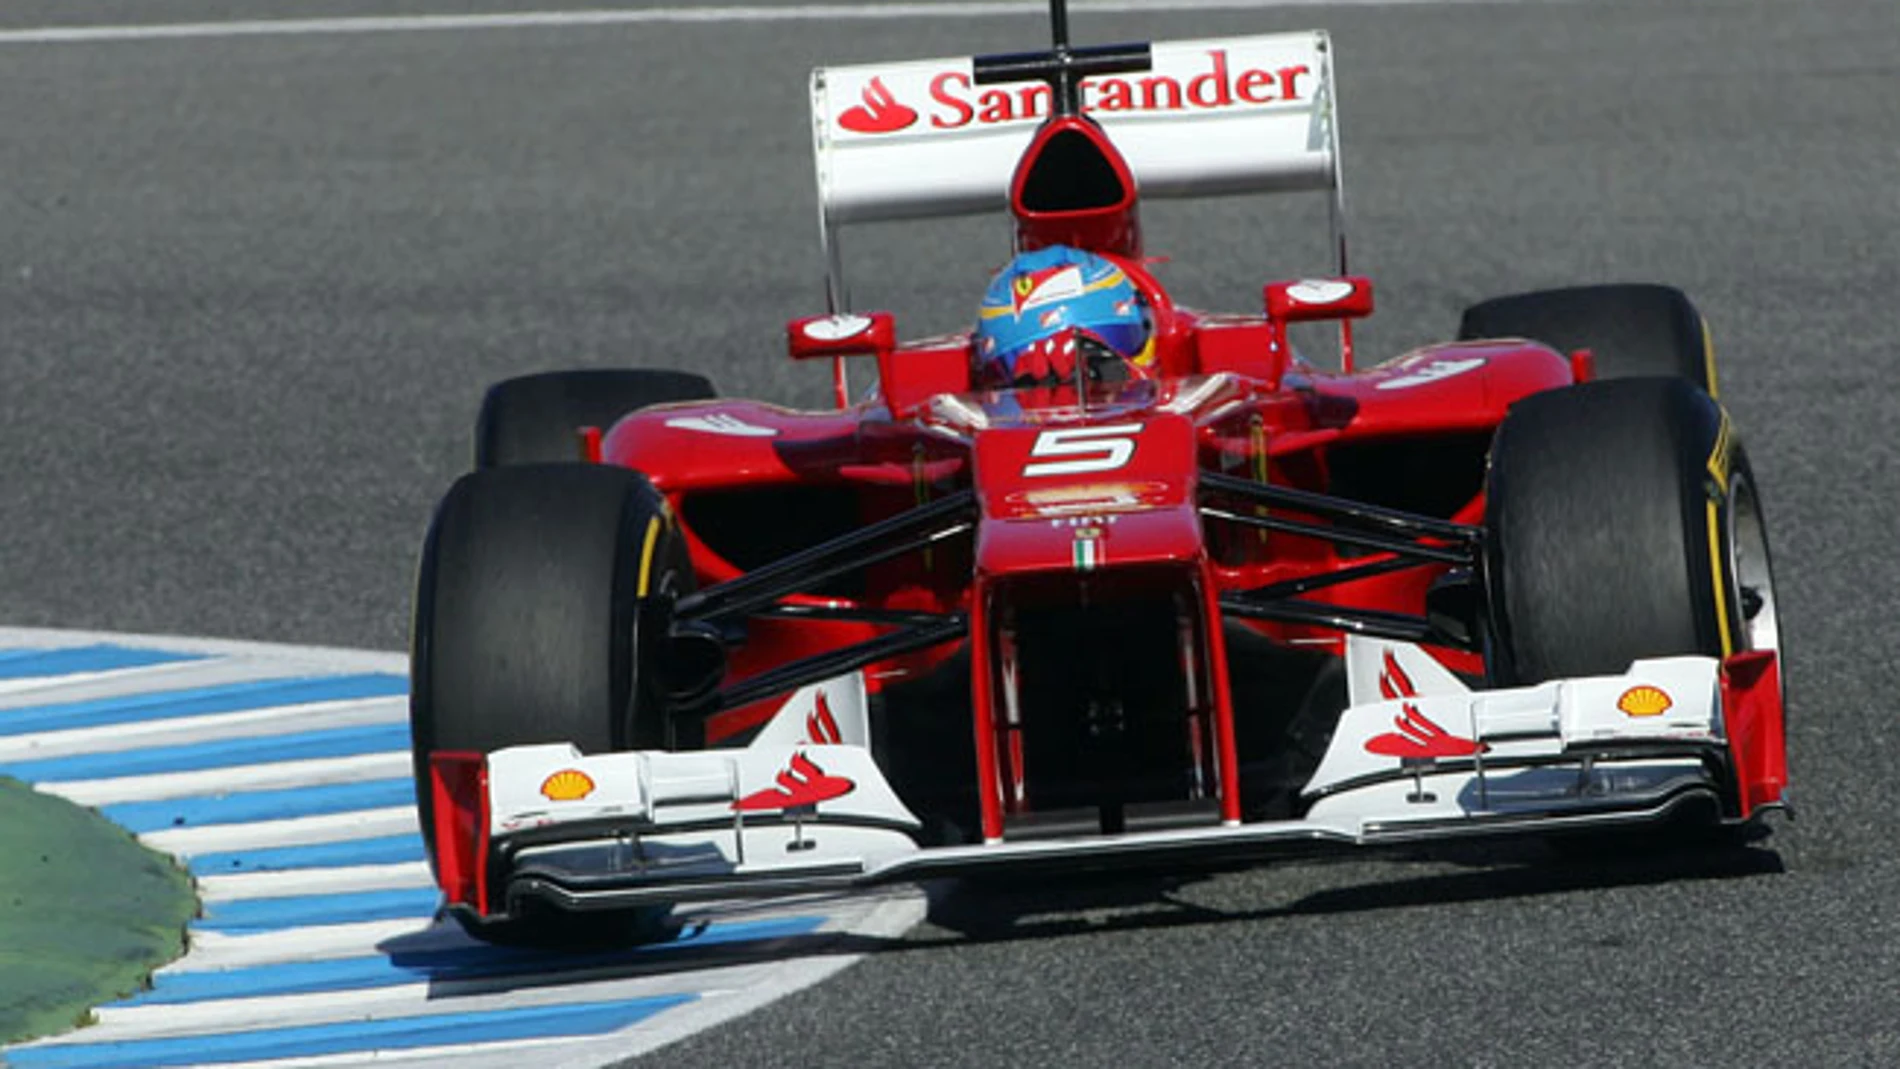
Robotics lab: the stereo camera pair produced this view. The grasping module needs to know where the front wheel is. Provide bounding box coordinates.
[1483,376,1780,686]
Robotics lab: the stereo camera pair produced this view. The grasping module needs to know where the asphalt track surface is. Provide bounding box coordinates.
[1,0,1896,1063]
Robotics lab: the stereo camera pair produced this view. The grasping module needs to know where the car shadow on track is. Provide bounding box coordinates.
[371,909,892,997]
[890,835,1788,949]
[369,835,1786,989]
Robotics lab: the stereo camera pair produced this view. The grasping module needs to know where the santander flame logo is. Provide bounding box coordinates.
[837,77,918,134]
[734,752,856,812]
[1363,651,1486,760]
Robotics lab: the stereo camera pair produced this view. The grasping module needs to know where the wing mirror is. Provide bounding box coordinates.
[1263,277,1375,371]
[787,312,896,361]
[788,312,898,408]
[1263,277,1375,322]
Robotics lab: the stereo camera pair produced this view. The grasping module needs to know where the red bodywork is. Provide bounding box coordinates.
[603,117,1579,840]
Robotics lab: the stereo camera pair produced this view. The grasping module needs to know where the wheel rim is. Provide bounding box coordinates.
[1727,472,1781,657]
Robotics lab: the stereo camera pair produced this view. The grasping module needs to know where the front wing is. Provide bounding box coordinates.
[431,649,1785,919]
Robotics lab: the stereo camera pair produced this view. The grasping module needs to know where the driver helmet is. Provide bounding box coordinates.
[973,246,1154,389]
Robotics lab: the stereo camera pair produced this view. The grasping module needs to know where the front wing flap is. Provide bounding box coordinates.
[446,651,1783,918]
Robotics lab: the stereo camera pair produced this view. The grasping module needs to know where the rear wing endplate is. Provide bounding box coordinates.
[809,30,1344,309]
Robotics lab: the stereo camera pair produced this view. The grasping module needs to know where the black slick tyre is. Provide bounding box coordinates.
[1483,377,1778,687]
[409,463,691,945]
[1458,284,1717,393]
[475,368,715,468]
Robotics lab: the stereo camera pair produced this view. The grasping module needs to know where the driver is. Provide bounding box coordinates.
[973,245,1155,390]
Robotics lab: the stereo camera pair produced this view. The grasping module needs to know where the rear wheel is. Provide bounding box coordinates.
[1458,284,1717,393]
[475,368,715,468]
[410,463,690,944]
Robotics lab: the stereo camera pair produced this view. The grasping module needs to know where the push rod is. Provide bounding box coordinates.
[1201,507,1474,565]
[1220,595,1467,648]
[1199,472,1481,545]
[694,615,969,715]
[675,491,975,624]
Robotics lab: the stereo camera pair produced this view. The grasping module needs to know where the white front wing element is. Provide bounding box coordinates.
[1310,642,1730,834]
[485,672,872,833]
[488,743,920,840]
[472,652,1750,909]
[810,31,1337,226]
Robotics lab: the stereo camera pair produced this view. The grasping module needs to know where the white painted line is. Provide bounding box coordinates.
[0,0,1544,47]
[181,917,439,970]
[85,981,548,1039]
[142,804,418,856]
[0,696,406,760]
[0,657,225,701]
[207,1037,576,1069]
[0,627,406,674]
[0,654,332,712]
[196,860,436,903]
[94,955,798,1036]
[46,750,413,807]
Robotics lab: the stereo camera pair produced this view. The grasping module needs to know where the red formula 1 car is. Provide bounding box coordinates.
[410,7,1787,942]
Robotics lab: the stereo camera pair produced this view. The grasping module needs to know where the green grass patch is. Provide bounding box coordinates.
[0,777,195,1045]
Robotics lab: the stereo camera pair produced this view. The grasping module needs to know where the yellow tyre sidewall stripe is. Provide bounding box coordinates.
[1705,411,1735,657]
[636,515,663,599]
[1701,315,1720,399]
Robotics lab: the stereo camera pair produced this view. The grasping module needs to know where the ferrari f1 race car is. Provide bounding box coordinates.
[410,5,1788,942]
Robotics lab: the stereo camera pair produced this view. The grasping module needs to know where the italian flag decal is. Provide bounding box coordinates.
[1072,527,1104,571]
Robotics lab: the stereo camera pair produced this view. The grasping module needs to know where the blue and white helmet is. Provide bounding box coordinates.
[973,246,1154,388]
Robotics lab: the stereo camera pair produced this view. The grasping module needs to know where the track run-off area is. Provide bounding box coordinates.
[0,629,922,1066]
[1,0,1897,1064]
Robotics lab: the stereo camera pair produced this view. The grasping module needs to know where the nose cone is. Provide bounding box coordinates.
[971,411,1202,578]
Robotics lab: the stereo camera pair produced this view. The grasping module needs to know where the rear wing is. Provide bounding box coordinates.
[809,30,1344,309]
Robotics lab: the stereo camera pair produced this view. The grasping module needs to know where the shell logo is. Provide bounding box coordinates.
[539,769,596,802]
[1616,685,1673,718]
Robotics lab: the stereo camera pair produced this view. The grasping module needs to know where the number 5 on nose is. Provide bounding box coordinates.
[1023,424,1143,477]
